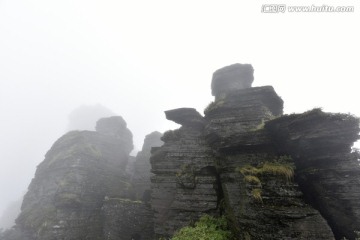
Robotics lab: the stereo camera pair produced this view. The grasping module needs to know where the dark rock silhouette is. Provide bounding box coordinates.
[211,63,254,99]
[132,131,163,201]
[3,64,360,240]
[151,109,219,238]
[151,64,359,239]
[165,108,205,129]
[265,109,360,239]
[7,116,154,240]
[102,198,153,240]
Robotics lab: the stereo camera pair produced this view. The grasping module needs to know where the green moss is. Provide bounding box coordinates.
[171,215,233,240]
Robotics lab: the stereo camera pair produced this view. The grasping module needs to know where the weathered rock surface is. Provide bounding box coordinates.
[205,86,283,148]
[204,82,334,239]
[211,63,254,99]
[96,116,134,154]
[102,198,154,240]
[151,64,360,239]
[132,131,163,201]
[3,64,360,240]
[11,116,137,240]
[265,109,360,239]
[165,108,205,129]
[150,110,220,238]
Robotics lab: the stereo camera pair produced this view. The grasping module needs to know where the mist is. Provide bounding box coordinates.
[67,104,116,131]
[1,0,359,230]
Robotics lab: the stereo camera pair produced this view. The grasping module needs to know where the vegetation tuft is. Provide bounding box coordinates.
[237,155,294,202]
[251,188,262,202]
[244,175,261,185]
[171,215,233,240]
[204,96,226,115]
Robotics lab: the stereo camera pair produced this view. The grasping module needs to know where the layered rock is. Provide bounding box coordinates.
[212,135,335,239]
[204,75,335,239]
[150,108,220,238]
[150,63,360,239]
[265,109,360,239]
[102,198,154,240]
[205,86,283,147]
[14,116,134,240]
[3,63,360,240]
[132,131,163,201]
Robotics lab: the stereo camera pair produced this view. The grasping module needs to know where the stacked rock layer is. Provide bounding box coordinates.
[151,63,360,240]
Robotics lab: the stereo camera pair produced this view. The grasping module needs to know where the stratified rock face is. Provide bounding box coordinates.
[205,86,283,146]
[214,145,335,239]
[165,108,205,129]
[149,64,360,239]
[204,85,334,239]
[150,108,219,238]
[211,63,254,99]
[5,64,360,240]
[102,198,154,240]
[266,109,360,240]
[15,116,134,240]
[133,131,163,201]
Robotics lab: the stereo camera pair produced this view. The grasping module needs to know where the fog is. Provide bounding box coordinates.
[0,0,359,228]
[67,104,116,131]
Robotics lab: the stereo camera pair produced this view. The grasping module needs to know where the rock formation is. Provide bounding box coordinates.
[151,108,219,238]
[7,116,155,240]
[102,198,154,240]
[265,109,360,239]
[211,63,254,100]
[132,131,163,201]
[3,64,360,240]
[150,63,360,239]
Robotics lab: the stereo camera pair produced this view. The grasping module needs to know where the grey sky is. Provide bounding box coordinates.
[0,0,359,224]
